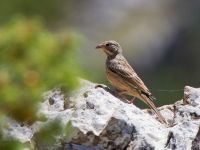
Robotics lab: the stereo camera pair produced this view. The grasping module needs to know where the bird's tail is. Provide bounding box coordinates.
[140,94,167,125]
[149,94,156,101]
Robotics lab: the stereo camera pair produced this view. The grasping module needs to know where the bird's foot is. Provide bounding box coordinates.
[114,90,132,104]
[124,99,132,104]
[118,96,131,104]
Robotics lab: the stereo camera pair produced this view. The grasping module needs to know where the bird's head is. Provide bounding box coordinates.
[96,40,122,56]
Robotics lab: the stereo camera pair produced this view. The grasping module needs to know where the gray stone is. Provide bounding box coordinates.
[2,81,200,150]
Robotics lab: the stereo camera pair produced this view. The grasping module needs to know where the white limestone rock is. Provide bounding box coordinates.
[2,81,200,150]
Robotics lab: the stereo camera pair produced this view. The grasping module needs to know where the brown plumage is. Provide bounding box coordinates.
[96,40,167,124]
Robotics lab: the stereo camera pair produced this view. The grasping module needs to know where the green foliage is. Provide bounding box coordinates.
[0,16,81,122]
[0,137,24,150]
[0,0,66,24]
[33,120,78,149]
[34,120,64,148]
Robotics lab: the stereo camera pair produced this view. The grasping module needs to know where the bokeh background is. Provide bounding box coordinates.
[0,0,200,106]
[1,0,200,105]
[1,0,200,149]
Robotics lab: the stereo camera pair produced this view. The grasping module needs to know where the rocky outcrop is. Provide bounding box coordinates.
[2,80,200,150]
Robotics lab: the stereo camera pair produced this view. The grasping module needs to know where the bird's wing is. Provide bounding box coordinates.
[108,56,152,97]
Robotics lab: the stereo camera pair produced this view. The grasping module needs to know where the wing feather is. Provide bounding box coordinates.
[108,56,152,97]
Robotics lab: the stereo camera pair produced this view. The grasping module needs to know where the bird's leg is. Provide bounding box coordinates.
[115,90,132,104]
[95,85,131,104]
[120,95,132,104]
[130,97,136,104]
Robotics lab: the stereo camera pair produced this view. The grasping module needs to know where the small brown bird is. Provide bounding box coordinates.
[96,40,166,124]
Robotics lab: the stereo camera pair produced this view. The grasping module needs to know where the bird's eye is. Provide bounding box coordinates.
[106,43,111,47]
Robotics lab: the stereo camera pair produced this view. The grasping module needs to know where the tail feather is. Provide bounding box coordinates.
[149,94,156,101]
[140,94,167,125]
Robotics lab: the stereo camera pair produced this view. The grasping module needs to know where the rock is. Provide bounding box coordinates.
[2,81,200,150]
[2,117,33,143]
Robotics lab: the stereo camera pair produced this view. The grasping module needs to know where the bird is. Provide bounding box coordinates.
[96,40,167,124]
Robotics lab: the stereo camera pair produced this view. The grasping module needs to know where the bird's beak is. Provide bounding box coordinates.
[96,43,104,49]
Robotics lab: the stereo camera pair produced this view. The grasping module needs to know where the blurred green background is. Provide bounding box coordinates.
[0,0,200,112]
[0,0,200,149]
[0,0,200,109]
